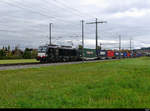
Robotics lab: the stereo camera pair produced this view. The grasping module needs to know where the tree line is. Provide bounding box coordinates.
[0,45,37,59]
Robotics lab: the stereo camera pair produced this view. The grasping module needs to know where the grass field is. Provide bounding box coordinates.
[0,57,150,108]
[0,59,39,64]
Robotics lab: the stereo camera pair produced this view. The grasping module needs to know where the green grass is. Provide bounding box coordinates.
[0,57,150,108]
[0,59,39,64]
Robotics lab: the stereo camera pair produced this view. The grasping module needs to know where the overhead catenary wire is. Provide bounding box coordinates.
[9,0,89,24]
[11,0,72,24]
[0,0,78,27]
[43,0,84,18]
[54,0,91,17]
[0,0,82,35]
[0,0,88,25]
[0,0,56,22]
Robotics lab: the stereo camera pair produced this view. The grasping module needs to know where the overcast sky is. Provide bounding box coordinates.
[0,0,150,50]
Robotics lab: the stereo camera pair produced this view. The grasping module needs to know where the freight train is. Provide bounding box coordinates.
[36,45,142,63]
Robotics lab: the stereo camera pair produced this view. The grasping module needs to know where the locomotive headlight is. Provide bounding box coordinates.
[38,53,47,57]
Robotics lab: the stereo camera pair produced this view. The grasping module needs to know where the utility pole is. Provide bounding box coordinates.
[87,18,107,56]
[119,35,121,59]
[100,43,102,50]
[130,38,132,51]
[133,40,134,50]
[49,23,53,45]
[81,20,84,63]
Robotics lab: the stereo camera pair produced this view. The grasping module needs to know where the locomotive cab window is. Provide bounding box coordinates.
[38,47,47,53]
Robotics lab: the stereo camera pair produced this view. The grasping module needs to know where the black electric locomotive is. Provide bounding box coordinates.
[37,45,80,62]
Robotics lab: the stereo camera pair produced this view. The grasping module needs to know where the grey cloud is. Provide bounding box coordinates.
[0,0,150,49]
[103,0,150,14]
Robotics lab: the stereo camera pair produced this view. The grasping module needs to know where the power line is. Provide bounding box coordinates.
[0,0,56,21]
[52,0,94,18]
[81,20,84,62]
[43,0,84,18]
[119,35,121,58]
[130,37,132,51]
[49,23,53,45]
[0,30,17,33]
[12,0,69,23]
[0,0,85,32]
[119,35,121,51]
[0,1,86,29]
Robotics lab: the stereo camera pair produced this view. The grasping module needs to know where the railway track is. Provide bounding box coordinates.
[0,59,117,67]
[0,62,42,67]
[0,59,120,71]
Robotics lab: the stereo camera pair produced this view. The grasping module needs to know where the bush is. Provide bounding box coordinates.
[0,56,23,60]
[0,50,6,57]
[23,51,32,59]
[0,47,37,60]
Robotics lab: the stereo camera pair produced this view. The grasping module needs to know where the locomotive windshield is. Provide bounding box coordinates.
[38,46,47,53]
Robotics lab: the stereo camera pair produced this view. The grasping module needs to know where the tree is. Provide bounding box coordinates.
[23,48,32,59]
[13,46,23,57]
[0,49,6,57]
[2,46,4,51]
[5,47,8,51]
[8,45,10,52]
[31,49,37,59]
